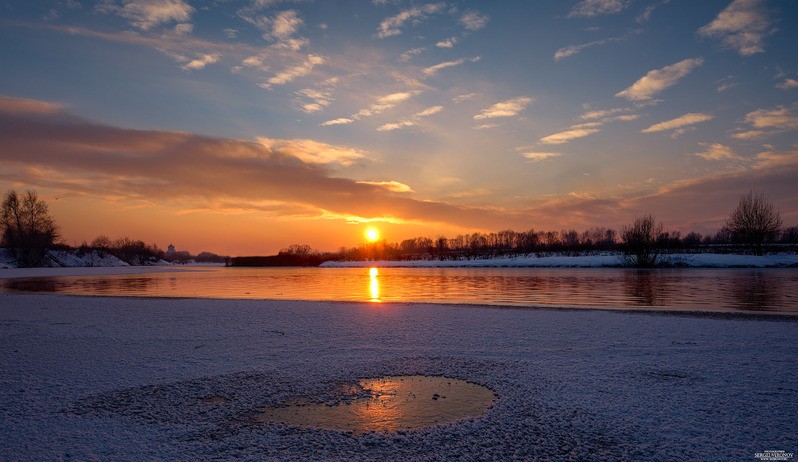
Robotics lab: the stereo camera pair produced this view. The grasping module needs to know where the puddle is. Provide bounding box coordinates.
[256,375,496,434]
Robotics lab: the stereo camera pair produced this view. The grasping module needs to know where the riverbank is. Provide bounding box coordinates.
[322,252,798,268]
[1,294,795,460]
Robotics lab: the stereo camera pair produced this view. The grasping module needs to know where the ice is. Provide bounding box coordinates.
[1,294,795,460]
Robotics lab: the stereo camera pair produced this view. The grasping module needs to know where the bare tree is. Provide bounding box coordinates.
[620,214,664,267]
[723,191,782,255]
[1,190,60,266]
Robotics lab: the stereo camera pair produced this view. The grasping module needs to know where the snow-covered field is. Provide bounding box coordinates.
[323,253,798,268]
[1,294,795,461]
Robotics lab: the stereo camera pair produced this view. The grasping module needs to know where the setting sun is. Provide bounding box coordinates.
[365,227,380,242]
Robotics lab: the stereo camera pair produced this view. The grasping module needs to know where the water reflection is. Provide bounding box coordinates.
[256,375,496,434]
[1,267,796,313]
[623,270,671,306]
[369,267,380,303]
[730,271,784,311]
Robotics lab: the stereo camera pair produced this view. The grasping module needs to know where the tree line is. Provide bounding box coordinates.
[1,190,228,267]
[2,189,793,268]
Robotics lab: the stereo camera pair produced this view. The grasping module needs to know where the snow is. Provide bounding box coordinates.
[1,294,795,461]
[322,252,798,268]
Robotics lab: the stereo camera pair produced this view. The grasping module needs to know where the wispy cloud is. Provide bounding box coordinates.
[460,10,489,30]
[732,106,798,139]
[356,181,414,193]
[698,0,772,56]
[694,143,740,161]
[568,0,631,18]
[422,56,480,76]
[539,128,600,145]
[261,54,325,88]
[295,77,338,113]
[616,58,704,101]
[376,2,445,38]
[641,113,714,133]
[320,117,353,126]
[323,91,419,127]
[377,105,444,132]
[111,0,194,31]
[0,95,64,115]
[521,151,562,162]
[554,30,638,61]
[182,53,220,70]
[776,79,798,90]
[256,137,365,166]
[473,97,534,120]
[435,37,458,48]
[453,93,479,103]
[399,47,425,62]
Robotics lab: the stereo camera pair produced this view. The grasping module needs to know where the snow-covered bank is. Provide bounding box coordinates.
[322,252,798,268]
[1,295,795,461]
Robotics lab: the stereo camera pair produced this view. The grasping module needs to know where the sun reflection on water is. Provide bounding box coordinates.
[369,267,380,302]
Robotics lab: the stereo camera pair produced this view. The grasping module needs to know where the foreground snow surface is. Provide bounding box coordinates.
[1,295,796,461]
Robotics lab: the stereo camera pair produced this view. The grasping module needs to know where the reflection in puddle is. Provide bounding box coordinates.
[257,375,496,434]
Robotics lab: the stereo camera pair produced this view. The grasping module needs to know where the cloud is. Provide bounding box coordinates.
[776,79,798,90]
[182,53,221,70]
[376,3,445,38]
[521,151,562,162]
[356,91,416,118]
[568,0,631,18]
[377,120,416,132]
[731,106,798,139]
[415,106,443,117]
[616,58,704,101]
[694,143,740,161]
[744,107,798,129]
[553,31,638,61]
[116,0,194,30]
[473,97,534,120]
[698,0,771,56]
[295,77,338,114]
[377,105,443,132]
[399,47,425,62]
[0,95,64,115]
[435,37,458,48]
[271,10,303,39]
[0,99,551,231]
[261,54,325,88]
[422,56,480,76]
[453,93,479,103]
[460,10,489,30]
[539,128,600,145]
[320,118,354,126]
[323,91,419,127]
[356,181,414,193]
[256,137,365,166]
[641,113,714,133]
[580,107,627,120]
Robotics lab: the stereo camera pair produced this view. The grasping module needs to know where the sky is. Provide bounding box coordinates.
[1,0,797,256]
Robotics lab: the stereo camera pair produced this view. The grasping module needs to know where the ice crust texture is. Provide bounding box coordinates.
[1,294,796,461]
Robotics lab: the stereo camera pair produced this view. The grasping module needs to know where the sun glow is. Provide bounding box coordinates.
[365,227,380,242]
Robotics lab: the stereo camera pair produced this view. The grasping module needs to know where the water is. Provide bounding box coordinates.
[1,266,796,313]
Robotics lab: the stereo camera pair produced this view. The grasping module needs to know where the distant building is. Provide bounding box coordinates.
[166,244,176,257]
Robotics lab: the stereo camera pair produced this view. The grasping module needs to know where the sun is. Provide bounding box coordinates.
[365,227,380,242]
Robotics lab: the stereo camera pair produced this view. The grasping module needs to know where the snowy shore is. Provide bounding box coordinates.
[322,252,798,268]
[1,294,795,461]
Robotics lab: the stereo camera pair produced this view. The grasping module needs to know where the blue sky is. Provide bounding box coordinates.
[1,0,796,254]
